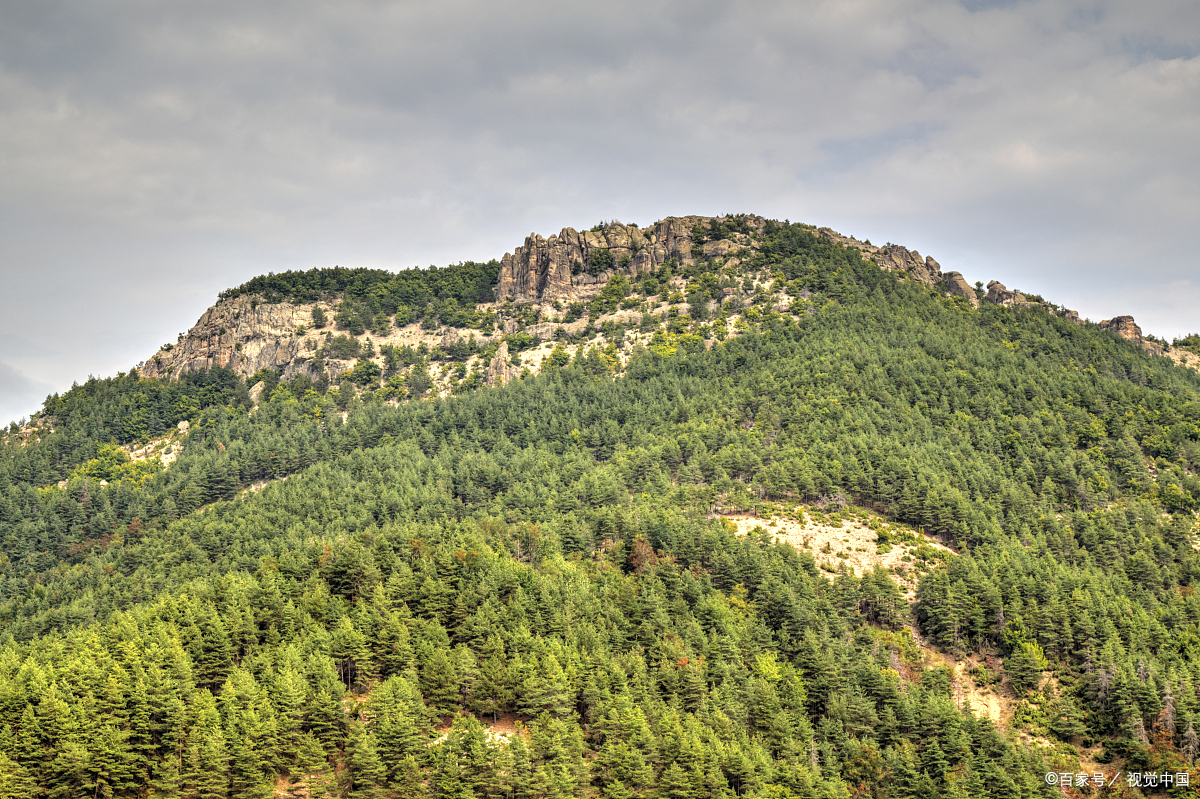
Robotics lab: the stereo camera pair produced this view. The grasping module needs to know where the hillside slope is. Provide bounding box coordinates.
[0,216,1198,798]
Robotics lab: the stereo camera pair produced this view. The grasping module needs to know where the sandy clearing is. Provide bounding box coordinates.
[726,506,954,599]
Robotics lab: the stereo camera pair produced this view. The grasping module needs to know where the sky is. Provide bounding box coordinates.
[1,0,1198,426]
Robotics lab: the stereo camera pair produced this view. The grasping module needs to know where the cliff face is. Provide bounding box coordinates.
[139,295,323,380]
[496,216,766,304]
[1100,315,1165,356]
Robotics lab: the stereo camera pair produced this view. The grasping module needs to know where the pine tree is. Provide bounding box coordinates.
[306,688,345,755]
[520,654,572,719]
[196,614,233,692]
[377,612,415,678]
[185,691,231,799]
[345,721,389,799]
[420,649,460,718]
[508,734,534,799]
[289,732,337,799]
[474,636,513,722]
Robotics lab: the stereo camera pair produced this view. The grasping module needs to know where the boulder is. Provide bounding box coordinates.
[942,271,979,306]
[248,381,266,406]
[985,281,1028,307]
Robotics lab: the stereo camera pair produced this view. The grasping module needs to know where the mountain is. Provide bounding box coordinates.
[1,215,1199,798]
[135,215,1184,403]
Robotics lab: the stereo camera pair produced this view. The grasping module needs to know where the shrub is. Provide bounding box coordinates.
[587,249,614,275]
[343,359,382,387]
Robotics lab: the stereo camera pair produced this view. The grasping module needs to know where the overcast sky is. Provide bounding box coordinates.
[1,0,1198,425]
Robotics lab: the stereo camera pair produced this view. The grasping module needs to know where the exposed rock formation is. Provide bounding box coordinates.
[1100,315,1141,340]
[981,281,1087,324]
[486,341,516,387]
[135,213,1180,392]
[248,381,267,405]
[816,228,878,256]
[984,281,1029,307]
[1100,316,1164,356]
[875,247,943,285]
[140,295,322,380]
[815,228,948,288]
[942,272,979,306]
[496,216,765,304]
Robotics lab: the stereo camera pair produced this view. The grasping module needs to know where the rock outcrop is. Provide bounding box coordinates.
[984,281,1029,307]
[248,381,267,405]
[140,295,323,380]
[496,216,765,304]
[942,272,979,306]
[486,341,516,387]
[135,213,1180,391]
[815,228,949,289]
[1100,316,1164,356]
[874,247,943,285]
[981,281,1088,324]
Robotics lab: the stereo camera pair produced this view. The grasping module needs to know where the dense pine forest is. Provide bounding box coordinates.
[2,219,1199,798]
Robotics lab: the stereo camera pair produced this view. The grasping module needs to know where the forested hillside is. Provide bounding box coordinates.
[1,219,1199,798]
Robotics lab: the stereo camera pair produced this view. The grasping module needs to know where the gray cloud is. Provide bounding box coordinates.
[1,0,1197,400]
[0,359,52,428]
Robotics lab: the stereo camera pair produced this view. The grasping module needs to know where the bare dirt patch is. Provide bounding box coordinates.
[432,711,519,746]
[1169,348,1200,373]
[952,659,1005,726]
[121,421,188,468]
[725,505,954,599]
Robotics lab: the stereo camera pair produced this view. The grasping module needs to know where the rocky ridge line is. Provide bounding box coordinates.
[136,215,1182,389]
[496,215,764,304]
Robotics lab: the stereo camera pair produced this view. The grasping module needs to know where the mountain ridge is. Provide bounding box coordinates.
[135,214,1186,395]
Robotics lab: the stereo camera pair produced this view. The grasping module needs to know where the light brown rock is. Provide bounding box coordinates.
[496,216,765,304]
[874,246,942,285]
[984,281,1029,307]
[942,271,979,306]
[486,341,515,387]
[248,381,266,405]
[140,295,320,380]
[817,228,945,287]
[1100,315,1164,355]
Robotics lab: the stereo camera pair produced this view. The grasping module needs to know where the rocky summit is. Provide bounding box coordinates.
[138,213,1180,393]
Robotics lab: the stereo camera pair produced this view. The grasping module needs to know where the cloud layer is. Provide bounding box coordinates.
[1,0,1197,400]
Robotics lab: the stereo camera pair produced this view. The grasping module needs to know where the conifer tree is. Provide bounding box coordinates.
[345,721,388,799]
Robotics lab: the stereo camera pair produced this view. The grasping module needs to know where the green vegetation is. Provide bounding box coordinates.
[1175,334,1200,356]
[220,261,501,332]
[585,248,614,276]
[1,220,1199,796]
